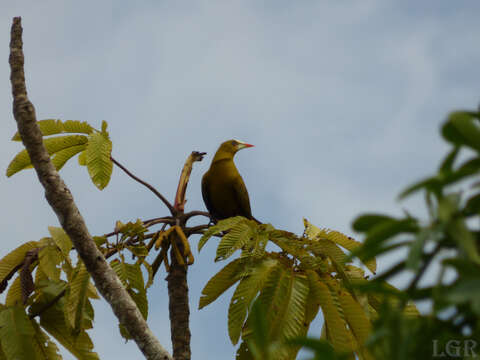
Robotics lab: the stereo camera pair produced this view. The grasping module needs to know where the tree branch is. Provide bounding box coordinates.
[9,17,171,360]
[182,210,211,222]
[173,152,206,212]
[165,152,206,360]
[111,156,175,215]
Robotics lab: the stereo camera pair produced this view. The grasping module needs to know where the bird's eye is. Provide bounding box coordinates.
[231,140,236,146]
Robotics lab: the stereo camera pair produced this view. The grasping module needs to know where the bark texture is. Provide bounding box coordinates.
[9,17,172,360]
[167,256,191,360]
[166,152,205,360]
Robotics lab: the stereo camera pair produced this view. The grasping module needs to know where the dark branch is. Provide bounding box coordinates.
[406,242,442,295]
[111,156,175,215]
[182,210,211,222]
[184,224,210,236]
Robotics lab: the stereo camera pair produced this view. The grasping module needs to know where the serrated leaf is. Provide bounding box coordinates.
[128,245,149,257]
[140,261,154,290]
[62,120,94,134]
[48,226,72,257]
[0,306,37,360]
[257,269,309,356]
[198,216,247,252]
[6,135,88,177]
[6,276,23,306]
[338,291,372,354]
[0,241,38,290]
[39,300,99,360]
[11,119,93,141]
[130,289,148,320]
[78,150,87,166]
[216,222,253,261]
[12,119,63,141]
[51,144,87,171]
[110,259,128,286]
[65,262,90,332]
[86,131,113,190]
[38,245,62,281]
[305,219,377,274]
[199,258,247,309]
[307,271,354,353]
[31,321,62,360]
[126,263,145,292]
[228,257,279,344]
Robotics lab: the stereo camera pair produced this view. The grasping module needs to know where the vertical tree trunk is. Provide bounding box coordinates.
[166,254,191,360]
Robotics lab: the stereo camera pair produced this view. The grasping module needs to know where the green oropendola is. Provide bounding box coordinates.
[202,139,258,222]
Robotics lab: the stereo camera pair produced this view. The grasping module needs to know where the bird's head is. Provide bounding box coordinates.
[212,139,254,162]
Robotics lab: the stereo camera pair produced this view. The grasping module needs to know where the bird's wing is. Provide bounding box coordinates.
[201,173,214,216]
[232,176,253,219]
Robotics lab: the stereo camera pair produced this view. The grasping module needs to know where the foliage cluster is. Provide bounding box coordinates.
[262,108,480,360]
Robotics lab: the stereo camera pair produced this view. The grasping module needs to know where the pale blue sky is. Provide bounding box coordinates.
[1,1,479,359]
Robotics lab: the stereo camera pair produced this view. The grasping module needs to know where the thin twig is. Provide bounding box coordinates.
[184,224,210,236]
[103,217,174,238]
[111,156,175,215]
[406,242,442,295]
[182,210,211,222]
[104,232,156,259]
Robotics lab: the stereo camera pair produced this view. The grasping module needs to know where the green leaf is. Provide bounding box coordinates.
[5,276,23,306]
[463,192,480,216]
[228,257,279,344]
[216,222,253,261]
[63,120,94,134]
[78,150,87,166]
[31,321,62,360]
[442,111,480,152]
[305,220,377,274]
[446,219,480,264]
[65,261,90,332]
[354,218,418,263]
[38,244,62,281]
[48,226,72,257]
[338,291,372,354]
[6,135,89,177]
[11,119,93,141]
[198,216,247,252]
[351,214,394,232]
[398,177,441,200]
[307,271,353,353]
[51,144,86,171]
[199,258,247,309]
[439,146,460,174]
[0,306,37,360]
[39,300,99,360]
[271,273,309,340]
[0,241,38,285]
[406,229,429,270]
[86,131,113,190]
[128,245,149,257]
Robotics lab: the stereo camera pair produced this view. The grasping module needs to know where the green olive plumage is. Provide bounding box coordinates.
[202,139,255,221]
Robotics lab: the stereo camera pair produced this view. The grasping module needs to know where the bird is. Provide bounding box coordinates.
[202,139,259,223]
